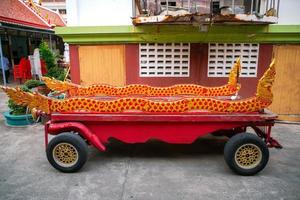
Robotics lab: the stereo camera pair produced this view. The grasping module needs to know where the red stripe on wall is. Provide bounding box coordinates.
[69,45,80,84]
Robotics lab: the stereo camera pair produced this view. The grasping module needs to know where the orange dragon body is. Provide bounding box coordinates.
[42,58,242,97]
[1,60,275,114]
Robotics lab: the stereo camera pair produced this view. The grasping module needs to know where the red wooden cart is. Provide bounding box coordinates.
[1,59,282,175]
[44,109,281,175]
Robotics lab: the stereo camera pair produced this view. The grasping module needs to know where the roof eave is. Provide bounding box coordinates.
[55,24,300,44]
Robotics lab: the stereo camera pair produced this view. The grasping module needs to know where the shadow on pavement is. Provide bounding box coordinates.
[89,136,228,159]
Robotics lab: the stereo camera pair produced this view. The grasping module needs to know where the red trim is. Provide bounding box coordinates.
[69,45,81,84]
[50,112,277,123]
[47,111,276,148]
[0,16,51,30]
[47,122,106,151]
[45,121,50,149]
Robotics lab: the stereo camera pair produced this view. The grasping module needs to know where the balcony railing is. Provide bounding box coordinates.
[132,0,279,25]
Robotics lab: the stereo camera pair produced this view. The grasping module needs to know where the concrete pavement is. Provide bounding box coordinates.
[0,92,299,200]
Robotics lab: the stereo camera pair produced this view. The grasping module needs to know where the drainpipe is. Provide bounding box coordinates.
[0,37,7,86]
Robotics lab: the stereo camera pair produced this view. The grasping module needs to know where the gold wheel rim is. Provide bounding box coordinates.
[234,143,262,169]
[53,143,79,167]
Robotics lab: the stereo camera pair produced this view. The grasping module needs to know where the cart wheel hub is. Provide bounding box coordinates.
[53,143,79,167]
[235,143,262,169]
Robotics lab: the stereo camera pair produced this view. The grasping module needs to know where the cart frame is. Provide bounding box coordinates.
[45,109,282,152]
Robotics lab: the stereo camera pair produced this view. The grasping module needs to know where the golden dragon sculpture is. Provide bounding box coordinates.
[1,60,275,114]
[42,58,241,97]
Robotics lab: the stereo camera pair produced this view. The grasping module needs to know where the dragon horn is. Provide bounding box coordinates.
[228,57,241,88]
[256,59,276,104]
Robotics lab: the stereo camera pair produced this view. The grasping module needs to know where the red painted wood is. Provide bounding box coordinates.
[69,45,81,84]
[48,120,245,147]
[87,122,241,144]
[125,44,273,98]
[48,122,106,151]
[50,111,277,123]
[47,111,276,151]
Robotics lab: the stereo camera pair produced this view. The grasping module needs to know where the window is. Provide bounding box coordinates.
[59,9,67,14]
[160,0,176,7]
[208,43,259,77]
[139,43,190,77]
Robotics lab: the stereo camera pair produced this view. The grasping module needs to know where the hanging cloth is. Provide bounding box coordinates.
[33,48,42,80]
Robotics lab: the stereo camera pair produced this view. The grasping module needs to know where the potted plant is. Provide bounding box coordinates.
[24,79,49,95]
[39,42,67,81]
[3,85,34,126]
[3,79,49,126]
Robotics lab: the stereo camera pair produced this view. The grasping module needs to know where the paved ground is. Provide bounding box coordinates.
[0,92,299,200]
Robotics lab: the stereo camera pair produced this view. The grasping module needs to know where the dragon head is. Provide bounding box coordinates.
[42,76,79,96]
[0,86,51,114]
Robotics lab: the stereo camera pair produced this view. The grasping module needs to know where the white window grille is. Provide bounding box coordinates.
[208,43,259,77]
[139,43,190,77]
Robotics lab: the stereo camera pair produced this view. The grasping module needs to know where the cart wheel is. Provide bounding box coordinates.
[46,133,88,173]
[224,133,269,176]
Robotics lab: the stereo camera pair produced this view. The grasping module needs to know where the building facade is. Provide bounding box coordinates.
[0,0,66,83]
[56,0,300,121]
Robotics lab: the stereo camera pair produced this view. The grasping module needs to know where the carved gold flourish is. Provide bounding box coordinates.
[256,59,276,104]
[1,60,275,114]
[228,57,241,88]
[42,77,79,95]
[42,59,241,97]
[0,87,51,114]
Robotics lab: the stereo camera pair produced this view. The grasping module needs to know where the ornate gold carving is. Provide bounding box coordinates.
[0,60,275,114]
[228,57,241,88]
[0,86,51,114]
[42,60,241,97]
[256,59,276,105]
[42,77,78,95]
[1,87,266,113]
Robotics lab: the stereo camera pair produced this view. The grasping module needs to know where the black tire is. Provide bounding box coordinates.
[46,133,88,173]
[224,133,269,176]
